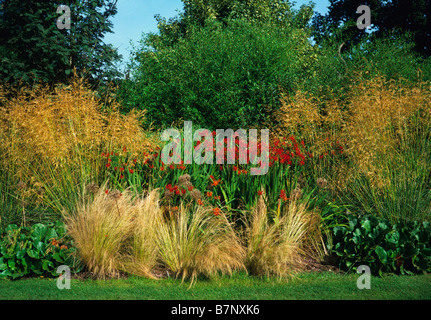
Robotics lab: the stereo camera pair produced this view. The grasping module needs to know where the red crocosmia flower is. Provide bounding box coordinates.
[129,168,134,174]
[175,190,180,195]
[181,188,186,194]
[233,166,238,171]
[188,186,194,191]
[279,190,288,201]
[299,160,305,165]
[123,146,127,152]
[114,166,118,171]
[160,166,165,171]
[258,190,263,196]
[119,167,125,172]
[319,155,324,159]
[108,157,112,162]
[197,199,204,205]
[106,163,111,168]
[133,158,137,163]
[169,164,175,170]
[213,207,221,216]
[166,184,172,190]
[120,174,124,179]
[214,195,221,200]
[105,190,109,194]
[149,164,154,169]
[101,152,105,157]
[212,180,221,187]
[206,191,213,197]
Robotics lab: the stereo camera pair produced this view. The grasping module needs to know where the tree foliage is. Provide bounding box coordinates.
[0,0,122,86]
[313,0,431,57]
[119,0,318,130]
[152,0,315,49]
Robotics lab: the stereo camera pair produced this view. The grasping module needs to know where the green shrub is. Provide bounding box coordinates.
[330,214,431,275]
[0,221,81,279]
[118,19,318,130]
[305,34,431,101]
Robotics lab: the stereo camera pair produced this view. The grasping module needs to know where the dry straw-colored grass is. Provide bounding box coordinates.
[244,196,323,279]
[156,203,246,285]
[64,185,245,282]
[64,186,161,279]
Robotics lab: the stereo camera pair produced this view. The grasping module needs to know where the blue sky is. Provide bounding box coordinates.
[103,0,330,69]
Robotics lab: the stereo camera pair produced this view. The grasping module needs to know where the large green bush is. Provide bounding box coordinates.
[118,19,318,130]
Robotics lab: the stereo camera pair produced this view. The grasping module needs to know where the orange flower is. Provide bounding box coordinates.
[213,207,221,216]
[60,245,68,250]
[206,191,213,197]
[197,199,204,205]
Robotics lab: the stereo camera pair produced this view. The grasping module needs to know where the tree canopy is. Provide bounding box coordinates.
[312,0,431,57]
[0,0,122,86]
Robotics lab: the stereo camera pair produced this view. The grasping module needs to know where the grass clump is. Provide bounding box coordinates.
[156,203,246,285]
[244,196,323,279]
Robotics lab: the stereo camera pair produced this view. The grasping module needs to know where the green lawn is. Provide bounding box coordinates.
[1,271,430,300]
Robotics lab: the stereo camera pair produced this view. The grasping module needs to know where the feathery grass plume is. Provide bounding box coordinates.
[122,189,162,279]
[273,90,344,159]
[155,202,245,286]
[272,89,347,193]
[63,183,159,279]
[0,76,156,216]
[343,76,431,222]
[244,196,322,279]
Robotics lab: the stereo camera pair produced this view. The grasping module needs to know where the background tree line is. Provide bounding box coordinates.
[1,0,430,129]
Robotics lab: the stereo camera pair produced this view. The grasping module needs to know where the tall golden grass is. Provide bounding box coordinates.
[274,75,431,221]
[0,77,155,217]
